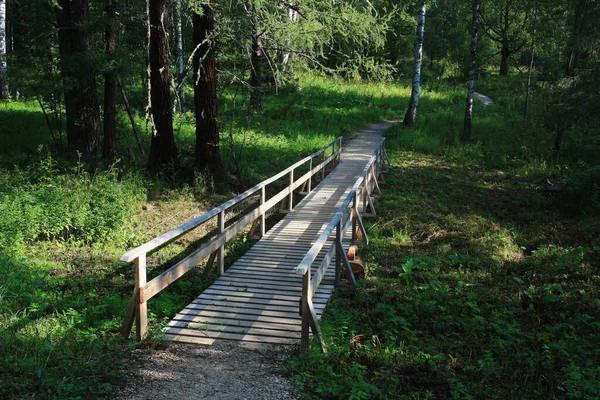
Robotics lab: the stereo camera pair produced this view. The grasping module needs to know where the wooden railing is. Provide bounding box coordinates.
[294,138,389,352]
[121,137,343,341]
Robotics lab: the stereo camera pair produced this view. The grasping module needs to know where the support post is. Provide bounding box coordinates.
[352,192,358,243]
[135,254,147,341]
[300,268,310,353]
[308,158,312,192]
[260,186,266,236]
[335,219,342,286]
[288,169,294,212]
[321,151,326,181]
[218,211,225,275]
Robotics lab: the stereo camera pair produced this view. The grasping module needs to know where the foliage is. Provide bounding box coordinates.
[0,151,146,255]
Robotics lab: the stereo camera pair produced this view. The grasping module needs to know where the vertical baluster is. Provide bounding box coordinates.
[135,253,147,341]
[352,191,358,243]
[288,169,294,212]
[308,158,312,192]
[218,211,225,275]
[260,186,266,236]
[300,266,311,353]
[335,219,342,286]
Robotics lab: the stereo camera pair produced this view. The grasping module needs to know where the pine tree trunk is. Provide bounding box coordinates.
[147,0,179,169]
[175,0,185,112]
[103,0,118,162]
[499,1,510,76]
[55,0,102,156]
[0,0,8,99]
[193,1,222,174]
[404,0,426,127]
[245,0,262,110]
[462,0,479,142]
[524,11,536,119]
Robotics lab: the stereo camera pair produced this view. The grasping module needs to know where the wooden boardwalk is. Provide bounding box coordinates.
[163,124,390,346]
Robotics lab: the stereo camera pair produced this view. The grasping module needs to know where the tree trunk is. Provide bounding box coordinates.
[499,1,510,76]
[0,0,8,99]
[193,0,222,174]
[175,0,185,112]
[103,0,118,162]
[554,123,566,153]
[55,0,102,156]
[245,0,262,110]
[281,3,298,75]
[462,0,479,142]
[404,0,426,127]
[524,10,536,119]
[147,0,179,169]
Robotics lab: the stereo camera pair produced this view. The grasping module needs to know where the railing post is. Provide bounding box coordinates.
[322,150,326,181]
[260,186,266,237]
[135,253,147,341]
[300,268,310,353]
[335,219,342,286]
[288,169,294,212]
[352,191,358,243]
[338,139,342,165]
[218,211,225,275]
[308,158,312,193]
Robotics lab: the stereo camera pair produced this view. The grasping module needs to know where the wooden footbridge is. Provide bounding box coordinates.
[120,123,390,351]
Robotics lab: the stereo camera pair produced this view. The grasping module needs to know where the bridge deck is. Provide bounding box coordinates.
[164,125,387,346]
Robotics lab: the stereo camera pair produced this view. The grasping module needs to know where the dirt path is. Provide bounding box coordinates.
[114,342,299,400]
[112,121,396,400]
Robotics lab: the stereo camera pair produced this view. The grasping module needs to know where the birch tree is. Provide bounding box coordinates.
[175,0,185,112]
[404,0,426,127]
[0,0,8,99]
[462,0,479,141]
[147,0,179,169]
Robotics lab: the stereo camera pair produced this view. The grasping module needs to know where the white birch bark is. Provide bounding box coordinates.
[175,0,185,111]
[404,0,426,127]
[281,3,298,74]
[462,0,479,141]
[0,0,8,99]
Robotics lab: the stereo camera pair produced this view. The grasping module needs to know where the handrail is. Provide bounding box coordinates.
[295,138,387,352]
[121,136,342,262]
[121,136,343,341]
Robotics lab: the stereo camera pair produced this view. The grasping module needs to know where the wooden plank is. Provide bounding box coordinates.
[200,287,331,301]
[171,315,302,332]
[168,321,301,339]
[192,298,300,313]
[165,327,298,345]
[175,308,302,325]
[181,303,304,320]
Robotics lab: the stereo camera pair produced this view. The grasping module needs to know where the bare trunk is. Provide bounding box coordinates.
[524,11,536,119]
[147,0,179,169]
[281,3,298,75]
[55,0,102,156]
[193,0,222,174]
[175,0,185,112]
[0,0,8,99]
[103,0,118,162]
[499,1,510,76]
[462,0,479,142]
[404,0,426,127]
[554,123,566,153]
[245,0,262,110]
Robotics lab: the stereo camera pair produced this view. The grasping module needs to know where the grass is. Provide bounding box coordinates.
[290,75,600,399]
[0,73,407,399]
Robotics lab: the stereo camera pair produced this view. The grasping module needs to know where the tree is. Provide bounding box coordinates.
[103,0,118,162]
[55,0,102,155]
[404,0,426,127]
[479,0,527,76]
[524,7,536,119]
[0,0,8,99]
[244,0,263,110]
[193,0,222,174]
[462,0,480,141]
[147,0,179,169]
[175,0,185,112]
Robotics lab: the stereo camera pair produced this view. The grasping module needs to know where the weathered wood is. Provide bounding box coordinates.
[135,254,148,341]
